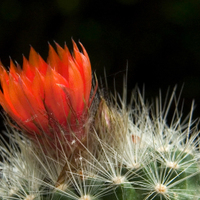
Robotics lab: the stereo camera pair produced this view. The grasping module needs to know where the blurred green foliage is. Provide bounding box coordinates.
[0,0,200,116]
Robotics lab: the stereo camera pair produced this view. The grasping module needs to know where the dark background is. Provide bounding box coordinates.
[0,0,200,124]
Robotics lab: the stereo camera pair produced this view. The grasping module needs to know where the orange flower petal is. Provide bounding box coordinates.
[22,56,35,81]
[9,59,20,81]
[48,44,64,74]
[67,60,85,114]
[44,67,70,126]
[72,41,92,103]
[55,42,65,59]
[29,47,48,75]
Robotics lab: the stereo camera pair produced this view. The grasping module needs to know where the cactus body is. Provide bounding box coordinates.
[1,87,200,200]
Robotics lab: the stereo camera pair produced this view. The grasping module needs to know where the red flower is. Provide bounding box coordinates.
[0,41,92,144]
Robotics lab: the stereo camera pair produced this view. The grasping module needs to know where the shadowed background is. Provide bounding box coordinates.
[0,0,200,126]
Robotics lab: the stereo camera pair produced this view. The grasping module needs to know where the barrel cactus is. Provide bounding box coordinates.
[0,41,199,200]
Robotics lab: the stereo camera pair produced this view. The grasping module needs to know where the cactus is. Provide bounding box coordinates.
[0,42,200,200]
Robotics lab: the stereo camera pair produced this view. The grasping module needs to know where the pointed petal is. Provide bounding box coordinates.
[29,46,48,75]
[44,68,70,126]
[72,41,92,103]
[29,46,39,67]
[79,42,92,103]
[9,59,20,81]
[55,42,65,59]
[47,44,61,73]
[22,56,35,81]
[67,60,85,114]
